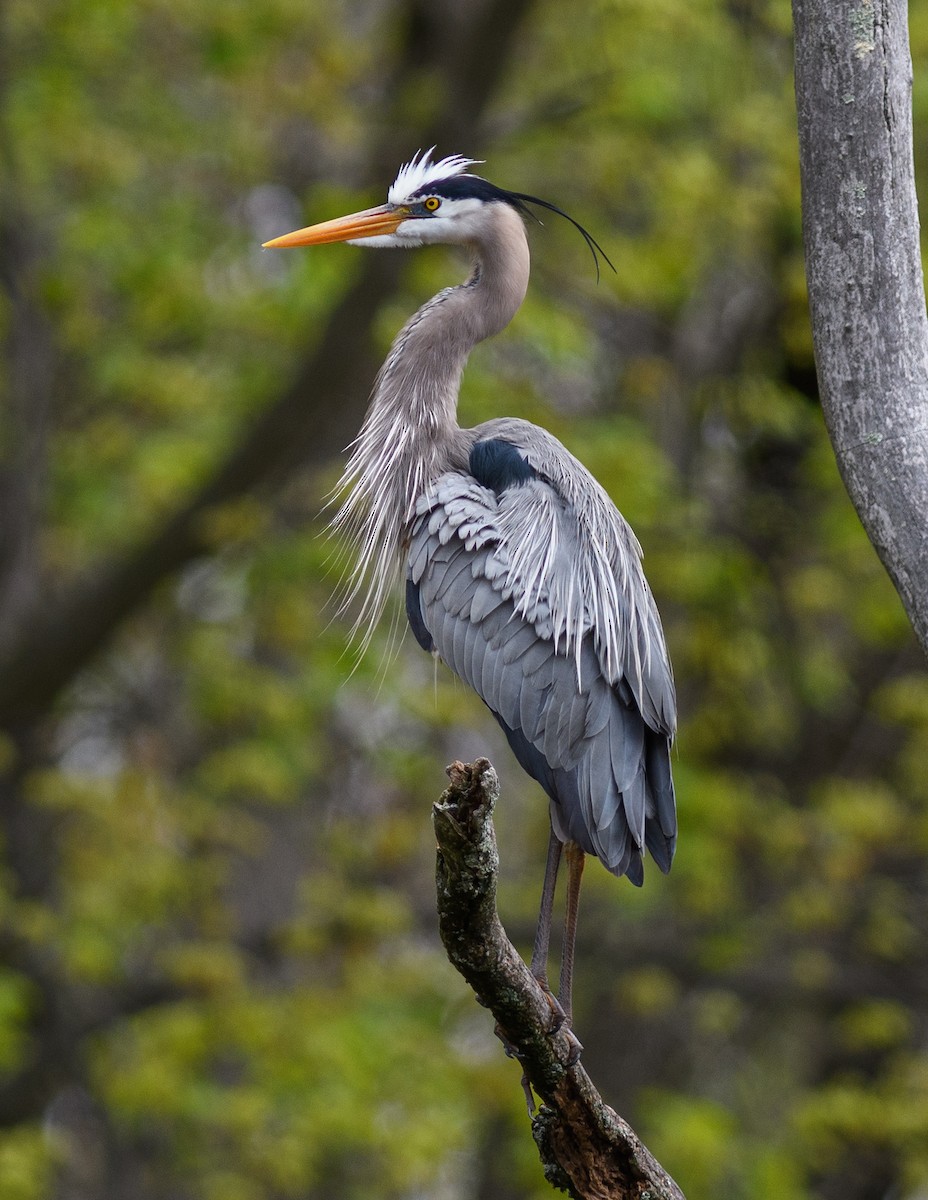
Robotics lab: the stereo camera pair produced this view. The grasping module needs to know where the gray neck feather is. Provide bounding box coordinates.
[332,203,531,647]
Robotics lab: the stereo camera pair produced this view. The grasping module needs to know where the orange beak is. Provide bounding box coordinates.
[261,204,407,249]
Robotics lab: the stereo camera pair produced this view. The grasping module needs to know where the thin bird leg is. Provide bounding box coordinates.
[530,826,563,989]
[559,843,586,1028]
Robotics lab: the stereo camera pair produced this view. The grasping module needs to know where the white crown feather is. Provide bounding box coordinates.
[388,148,482,205]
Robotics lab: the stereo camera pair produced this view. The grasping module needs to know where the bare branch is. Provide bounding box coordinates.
[793,0,928,656]
[433,759,686,1200]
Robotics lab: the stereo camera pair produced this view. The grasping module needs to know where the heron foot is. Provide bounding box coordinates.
[562,1025,583,1066]
[534,979,584,1063]
[493,1020,524,1060]
[483,982,583,1066]
[538,984,568,1034]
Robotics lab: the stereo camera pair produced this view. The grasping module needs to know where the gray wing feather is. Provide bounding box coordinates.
[407,453,676,883]
[470,576,505,624]
[566,692,589,756]
[500,621,543,665]
[621,767,647,847]
[476,599,512,645]
[542,683,570,767]
[486,627,511,709]
[520,680,543,742]
[518,636,554,677]
[610,708,644,796]
[456,599,485,686]
[588,730,615,833]
[480,619,502,699]
[458,619,481,690]
[495,652,523,728]
[409,533,432,583]
[583,683,612,740]
[450,604,470,675]
[432,550,475,607]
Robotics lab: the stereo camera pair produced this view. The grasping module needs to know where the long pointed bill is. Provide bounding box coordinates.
[262,204,405,249]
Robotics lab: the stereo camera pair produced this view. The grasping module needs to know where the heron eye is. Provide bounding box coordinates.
[423,196,441,212]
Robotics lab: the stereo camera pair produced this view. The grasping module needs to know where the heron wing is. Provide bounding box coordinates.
[407,461,676,881]
[471,417,677,739]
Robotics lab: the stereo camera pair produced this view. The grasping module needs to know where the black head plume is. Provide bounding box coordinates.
[412,171,616,282]
[505,190,616,283]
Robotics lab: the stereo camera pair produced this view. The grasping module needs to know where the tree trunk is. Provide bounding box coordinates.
[793,0,928,657]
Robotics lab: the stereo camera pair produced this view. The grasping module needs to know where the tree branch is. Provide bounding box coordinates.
[793,0,928,656]
[433,759,685,1200]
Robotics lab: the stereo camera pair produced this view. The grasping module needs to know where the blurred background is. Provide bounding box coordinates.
[2,0,928,1196]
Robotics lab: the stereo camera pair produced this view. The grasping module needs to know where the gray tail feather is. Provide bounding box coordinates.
[489,705,675,884]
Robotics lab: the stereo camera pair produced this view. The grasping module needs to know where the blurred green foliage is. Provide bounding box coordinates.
[2,0,928,1197]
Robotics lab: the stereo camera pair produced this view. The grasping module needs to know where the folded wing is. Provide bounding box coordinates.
[406,441,676,884]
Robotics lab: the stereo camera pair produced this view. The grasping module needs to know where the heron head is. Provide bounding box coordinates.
[262,148,613,275]
[262,150,512,250]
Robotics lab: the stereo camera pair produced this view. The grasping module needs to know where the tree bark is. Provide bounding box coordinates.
[793,0,928,657]
[433,760,686,1200]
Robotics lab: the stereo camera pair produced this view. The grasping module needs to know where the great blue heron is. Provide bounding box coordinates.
[264,150,677,1027]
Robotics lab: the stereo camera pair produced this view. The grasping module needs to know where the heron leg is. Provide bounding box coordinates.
[530,826,562,988]
[559,843,586,1028]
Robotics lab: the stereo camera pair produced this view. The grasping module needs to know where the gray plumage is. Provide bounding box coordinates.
[407,427,676,882]
[320,154,678,886]
[264,150,677,1021]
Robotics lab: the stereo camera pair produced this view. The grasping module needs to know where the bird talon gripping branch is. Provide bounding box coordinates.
[562,1027,584,1068]
[539,986,568,1035]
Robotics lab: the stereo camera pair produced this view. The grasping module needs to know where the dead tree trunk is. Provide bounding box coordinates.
[793,0,928,656]
[433,760,686,1200]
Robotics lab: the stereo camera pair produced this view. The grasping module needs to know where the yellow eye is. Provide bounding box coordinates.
[423,196,441,212]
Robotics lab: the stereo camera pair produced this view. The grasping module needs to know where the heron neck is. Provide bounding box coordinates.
[354,204,530,507]
[374,202,531,449]
[332,205,530,643]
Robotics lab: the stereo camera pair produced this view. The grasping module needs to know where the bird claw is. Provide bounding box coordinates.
[493,1021,524,1060]
[536,983,583,1063]
[539,986,568,1034]
[562,1025,583,1066]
